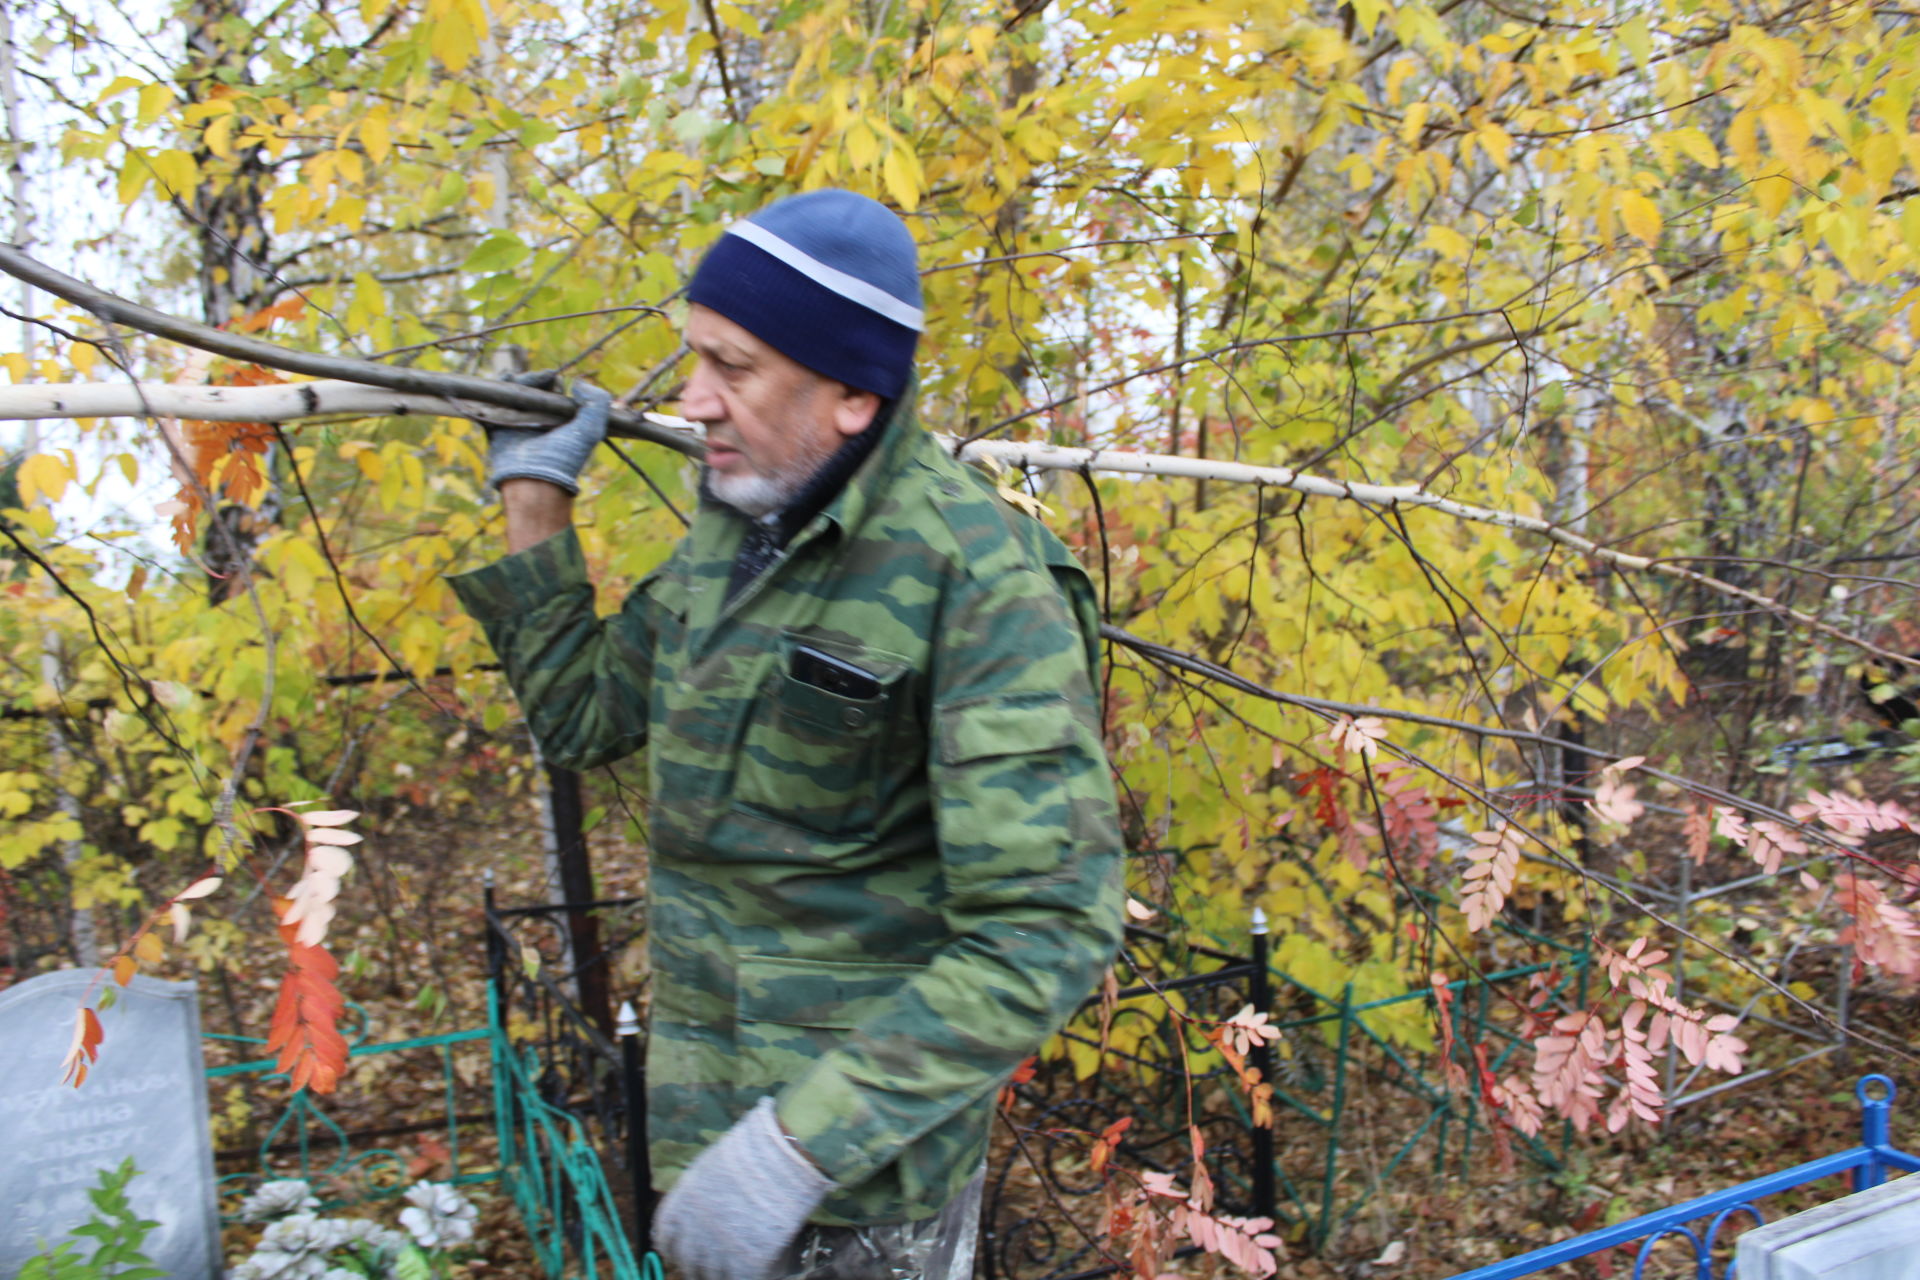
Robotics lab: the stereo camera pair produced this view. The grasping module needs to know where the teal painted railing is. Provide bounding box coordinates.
[486,979,649,1278]
[203,1004,496,1214]
[205,989,658,1280]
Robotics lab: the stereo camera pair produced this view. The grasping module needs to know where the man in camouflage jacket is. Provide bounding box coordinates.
[450,191,1125,1280]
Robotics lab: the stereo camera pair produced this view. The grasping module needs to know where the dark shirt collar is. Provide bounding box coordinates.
[711,401,895,603]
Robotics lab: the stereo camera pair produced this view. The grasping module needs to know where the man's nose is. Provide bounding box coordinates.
[681,359,724,422]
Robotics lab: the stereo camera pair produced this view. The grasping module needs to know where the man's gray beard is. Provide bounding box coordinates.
[705,426,840,518]
[706,468,794,518]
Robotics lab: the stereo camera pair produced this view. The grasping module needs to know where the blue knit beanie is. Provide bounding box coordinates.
[686,190,922,399]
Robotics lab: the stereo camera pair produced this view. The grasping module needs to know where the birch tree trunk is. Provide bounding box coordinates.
[183,0,283,603]
[1,0,95,967]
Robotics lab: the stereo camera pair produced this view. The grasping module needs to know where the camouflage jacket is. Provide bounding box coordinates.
[448,397,1125,1225]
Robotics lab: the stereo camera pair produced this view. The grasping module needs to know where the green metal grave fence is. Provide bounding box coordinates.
[203,1004,496,1214]
[203,985,650,1280]
[204,883,1586,1277]
[985,903,1589,1278]
[486,979,649,1278]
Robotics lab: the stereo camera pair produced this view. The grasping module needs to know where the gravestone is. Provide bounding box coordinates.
[1735,1171,1920,1280]
[0,970,221,1278]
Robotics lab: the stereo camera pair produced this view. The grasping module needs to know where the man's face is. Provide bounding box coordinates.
[681,305,879,517]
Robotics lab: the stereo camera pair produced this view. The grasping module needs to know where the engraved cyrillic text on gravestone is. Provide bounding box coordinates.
[0,971,221,1278]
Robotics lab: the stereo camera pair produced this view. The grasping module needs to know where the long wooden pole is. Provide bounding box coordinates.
[1,246,1914,670]
[0,244,698,454]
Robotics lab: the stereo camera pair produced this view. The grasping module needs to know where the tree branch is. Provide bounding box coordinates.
[5,373,1910,669]
[0,244,698,454]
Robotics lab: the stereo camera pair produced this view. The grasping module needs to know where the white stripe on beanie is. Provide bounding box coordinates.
[726,219,925,332]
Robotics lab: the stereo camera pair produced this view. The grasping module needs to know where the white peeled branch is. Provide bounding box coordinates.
[0,381,1908,669]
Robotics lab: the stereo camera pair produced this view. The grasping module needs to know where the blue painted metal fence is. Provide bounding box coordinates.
[1452,1075,1920,1280]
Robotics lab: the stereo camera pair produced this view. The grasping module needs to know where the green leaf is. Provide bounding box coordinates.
[462,231,529,275]
[394,1245,435,1280]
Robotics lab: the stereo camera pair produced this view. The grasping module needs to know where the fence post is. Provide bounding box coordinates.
[1317,982,1355,1247]
[1856,1074,1894,1192]
[483,870,504,1001]
[1249,906,1276,1224]
[543,761,616,1038]
[617,999,653,1260]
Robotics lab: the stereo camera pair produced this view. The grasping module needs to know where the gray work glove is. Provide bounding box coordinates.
[655,1095,835,1280]
[486,371,609,494]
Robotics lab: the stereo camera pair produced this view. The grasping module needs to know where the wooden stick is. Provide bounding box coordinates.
[0,244,699,455]
[1,246,1911,669]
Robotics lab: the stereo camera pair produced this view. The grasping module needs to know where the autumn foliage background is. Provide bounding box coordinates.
[3,0,1920,1269]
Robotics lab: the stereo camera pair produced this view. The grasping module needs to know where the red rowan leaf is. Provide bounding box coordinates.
[1683,805,1713,865]
[1460,824,1522,931]
[1792,789,1914,837]
[268,941,349,1095]
[1834,872,1920,980]
[61,1006,103,1088]
[408,1134,453,1179]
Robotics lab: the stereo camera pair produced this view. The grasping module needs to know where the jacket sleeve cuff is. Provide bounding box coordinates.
[773,1068,887,1186]
[446,528,587,622]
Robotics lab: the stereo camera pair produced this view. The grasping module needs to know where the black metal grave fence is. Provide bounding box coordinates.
[479,880,1585,1280]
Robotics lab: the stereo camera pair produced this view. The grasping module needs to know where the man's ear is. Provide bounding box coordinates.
[831,386,883,438]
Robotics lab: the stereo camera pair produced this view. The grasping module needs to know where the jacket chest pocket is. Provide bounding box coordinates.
[732,633,911,837]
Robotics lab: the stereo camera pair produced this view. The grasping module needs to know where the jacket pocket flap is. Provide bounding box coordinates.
[736,954,922,1029]
[937,694,1078,766]
[645,571,690,620]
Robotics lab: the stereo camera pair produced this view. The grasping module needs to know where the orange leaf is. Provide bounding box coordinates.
[269,941,349,1094]
[112,956,137,986]
[234,298,306,333]
[61,1006,103,1088]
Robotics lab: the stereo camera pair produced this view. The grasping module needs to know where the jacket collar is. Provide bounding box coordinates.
[813,372,925,544]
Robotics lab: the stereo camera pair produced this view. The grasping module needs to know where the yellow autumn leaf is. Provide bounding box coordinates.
[1760,101,1812,178]
[203,114,236,160]
[882,147,920,211]
[1476,121,1513,171]
[149,148,200,195]
[1423,224,1472,260]
[17,453,73,505]
[430,9,477,70]
[93,74,143,106]
[136,81,176,125]
[1617,189,1662,245]
[845,121,879,171]
[115,157,151,206]
[361,111,392,165]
